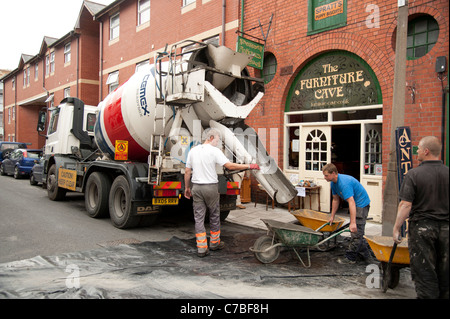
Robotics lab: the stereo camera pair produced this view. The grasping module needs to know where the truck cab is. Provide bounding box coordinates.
[41,98,98,157]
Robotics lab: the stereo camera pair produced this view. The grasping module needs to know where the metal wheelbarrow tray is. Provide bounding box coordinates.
[364,235,410,291]
[291,209,345,232]
[250,219,349,267]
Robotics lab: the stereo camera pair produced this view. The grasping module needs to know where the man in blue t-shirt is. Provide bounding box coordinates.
[322,163,372,264]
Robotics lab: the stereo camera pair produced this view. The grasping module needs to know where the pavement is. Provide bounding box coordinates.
[227,201,382,237]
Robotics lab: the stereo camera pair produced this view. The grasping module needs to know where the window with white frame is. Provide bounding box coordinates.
[106,71,119,93]
[35,63,39,80]
[45,55,50,75]
[110,13,120,40]
[64,43,71,63]
[138,0,150,26]
[64,87,71,98]
[50,52,55,73]
[135,60,150,73]
[23,70,27,87]
[183,0,195,6]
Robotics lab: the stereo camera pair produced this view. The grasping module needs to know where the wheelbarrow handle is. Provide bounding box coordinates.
[315,222,331,232]
[314,227,350,247]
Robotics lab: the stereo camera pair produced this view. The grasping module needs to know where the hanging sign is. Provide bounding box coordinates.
[395,126,413,189]
[237,36,265,70]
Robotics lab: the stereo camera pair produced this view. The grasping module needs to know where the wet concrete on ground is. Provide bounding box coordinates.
[0,219,416,299]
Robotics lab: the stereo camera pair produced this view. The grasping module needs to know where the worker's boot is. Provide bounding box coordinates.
[210,230,225,251]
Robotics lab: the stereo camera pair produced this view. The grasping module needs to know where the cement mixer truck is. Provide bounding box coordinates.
[37,40,297,229]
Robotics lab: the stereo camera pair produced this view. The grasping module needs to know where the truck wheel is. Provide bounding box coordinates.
[109,175,140,229]
[85,172,112,218]
[220,210,230,221]
[47,164,67,201]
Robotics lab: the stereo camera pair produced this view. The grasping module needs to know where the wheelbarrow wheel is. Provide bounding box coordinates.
[253,235,280,264]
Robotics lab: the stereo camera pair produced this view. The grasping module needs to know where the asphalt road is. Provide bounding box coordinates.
[0,174,198,264]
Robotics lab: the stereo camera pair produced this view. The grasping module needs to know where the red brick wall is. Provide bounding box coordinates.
[99,0,240,99]
[242,0,449,173]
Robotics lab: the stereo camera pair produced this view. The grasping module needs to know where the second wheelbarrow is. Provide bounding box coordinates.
[364,235,410,292]
[250,219,350,267]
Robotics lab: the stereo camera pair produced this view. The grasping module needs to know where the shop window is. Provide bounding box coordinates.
[263,53,277,84]
[407,15,439,60]
[364,129,381,175]
[288,126,300,169]
[305,129,327,171]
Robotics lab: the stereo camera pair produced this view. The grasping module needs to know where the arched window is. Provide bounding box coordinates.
[305,129,327,171]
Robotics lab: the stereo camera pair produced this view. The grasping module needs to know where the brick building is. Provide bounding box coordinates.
[0,1,105,148]
[93,0,242,100]
[1,0,448,223]
[240,0,449,221]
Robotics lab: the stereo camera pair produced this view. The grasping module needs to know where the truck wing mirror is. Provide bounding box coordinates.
[37,110,47,132]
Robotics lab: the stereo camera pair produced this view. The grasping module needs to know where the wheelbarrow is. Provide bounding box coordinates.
[291,209,346,251]
[250,219,350,268]
[364,235,410,292]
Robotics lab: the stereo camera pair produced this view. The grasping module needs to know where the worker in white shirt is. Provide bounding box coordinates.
[184,128,260,257]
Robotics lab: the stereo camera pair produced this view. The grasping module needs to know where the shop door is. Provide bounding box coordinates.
[299,126,331,212]
[360,123,383,222]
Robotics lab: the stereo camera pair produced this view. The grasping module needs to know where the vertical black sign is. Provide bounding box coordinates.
[395,126,413,190]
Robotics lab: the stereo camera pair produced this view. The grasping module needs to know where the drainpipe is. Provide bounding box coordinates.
[222,0,226,46]
[77,35,80,98]
[240,0,244,33]
[99,21,103,102]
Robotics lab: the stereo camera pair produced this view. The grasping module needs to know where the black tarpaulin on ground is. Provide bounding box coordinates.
[0,229,415,299]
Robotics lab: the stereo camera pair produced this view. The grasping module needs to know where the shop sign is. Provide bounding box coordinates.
[308,0,347,35]
[395,126,413,189]
[315,0,344,21]
[287,52,381,111]
[237,36,264,70]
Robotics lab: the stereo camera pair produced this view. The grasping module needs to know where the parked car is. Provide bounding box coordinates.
[0,142,28,164]
[30,157,45,186]
[0,149,43,179]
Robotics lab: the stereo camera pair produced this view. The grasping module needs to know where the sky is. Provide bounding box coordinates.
[0,0,113,71]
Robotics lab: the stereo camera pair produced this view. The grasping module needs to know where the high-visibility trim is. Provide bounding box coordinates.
[210,230,220,244]
[154,181,182,189]
[196,232,208,249]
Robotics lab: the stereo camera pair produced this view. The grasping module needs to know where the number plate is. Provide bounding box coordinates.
[152,198,179,205]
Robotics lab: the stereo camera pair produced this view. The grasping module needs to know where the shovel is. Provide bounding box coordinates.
[382,237,400,293]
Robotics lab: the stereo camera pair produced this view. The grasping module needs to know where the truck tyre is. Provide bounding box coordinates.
[47,164,67,201]
[109,175,140,229]
[85,172,112,218]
